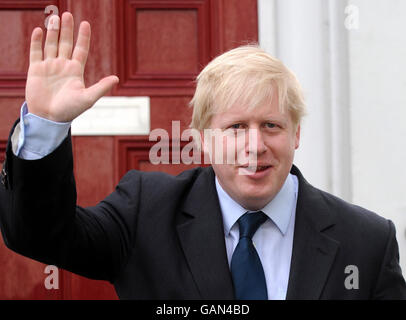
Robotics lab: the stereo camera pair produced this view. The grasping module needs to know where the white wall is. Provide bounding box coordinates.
[258,0,406,274]
[347,0,406,271]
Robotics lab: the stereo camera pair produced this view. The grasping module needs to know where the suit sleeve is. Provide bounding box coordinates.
[372,220,406,299]
[0,121,139,283]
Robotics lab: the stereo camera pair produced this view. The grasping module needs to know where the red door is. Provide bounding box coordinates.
[0,0,258,299]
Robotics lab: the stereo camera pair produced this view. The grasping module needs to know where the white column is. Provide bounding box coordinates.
[327,0,352,201]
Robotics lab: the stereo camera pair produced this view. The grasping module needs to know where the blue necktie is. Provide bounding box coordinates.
[231,211,268,300]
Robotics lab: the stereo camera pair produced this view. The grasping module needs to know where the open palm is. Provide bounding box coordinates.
[25,12,119,122]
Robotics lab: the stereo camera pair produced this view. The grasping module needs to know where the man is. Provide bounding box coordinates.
[0,12,405,299]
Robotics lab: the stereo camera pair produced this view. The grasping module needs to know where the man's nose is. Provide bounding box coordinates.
[246,128,267,155]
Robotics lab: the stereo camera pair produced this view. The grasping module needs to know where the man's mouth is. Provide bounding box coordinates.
[239,165,273,173]
[244,165,270,172]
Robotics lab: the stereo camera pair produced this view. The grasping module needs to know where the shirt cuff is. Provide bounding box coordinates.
[15,102,71,160]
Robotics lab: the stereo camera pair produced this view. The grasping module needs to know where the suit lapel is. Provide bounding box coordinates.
[286,166,340,299]
[176,167,234,299]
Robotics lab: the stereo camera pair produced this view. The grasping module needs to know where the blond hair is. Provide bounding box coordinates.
[190,45,306,131]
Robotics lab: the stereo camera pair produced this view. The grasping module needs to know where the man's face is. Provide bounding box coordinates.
[204,95,300,210]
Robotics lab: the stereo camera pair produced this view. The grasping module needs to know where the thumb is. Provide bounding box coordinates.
[85,75,119,106]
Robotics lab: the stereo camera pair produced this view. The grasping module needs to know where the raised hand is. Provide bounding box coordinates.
[25,12,119,122]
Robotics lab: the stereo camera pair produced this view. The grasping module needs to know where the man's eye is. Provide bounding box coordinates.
[230,124,242,129]
[265,123,277,129]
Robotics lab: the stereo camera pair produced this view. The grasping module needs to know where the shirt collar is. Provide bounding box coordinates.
[215,173,298,236]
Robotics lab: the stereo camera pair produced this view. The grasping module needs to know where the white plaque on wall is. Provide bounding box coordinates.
[71,96,150,135]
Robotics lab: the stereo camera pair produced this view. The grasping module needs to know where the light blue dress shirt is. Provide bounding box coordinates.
[13,102,71,160]
[216,173,298,300]
[14,102,299,300]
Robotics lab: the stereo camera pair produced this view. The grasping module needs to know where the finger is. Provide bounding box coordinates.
[83,76,119,108]
[29,27,43,64]
[72,21,91,68]
[58,12,74,59]
[44,15,61,59]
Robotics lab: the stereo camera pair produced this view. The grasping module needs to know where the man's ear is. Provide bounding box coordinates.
[199,130,206,153]
[200,129,214,165]
[200,129,212,155]
[295,124,301,149]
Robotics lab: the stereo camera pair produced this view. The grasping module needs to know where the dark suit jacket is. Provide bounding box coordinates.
[1,123,405,299]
